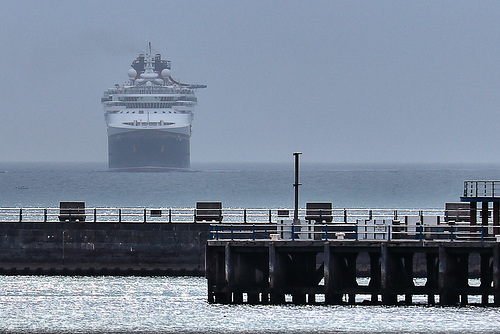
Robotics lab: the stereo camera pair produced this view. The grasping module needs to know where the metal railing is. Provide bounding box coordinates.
[0,207,445,224]
[209,221,498,243]
[463,180,500,198]
[1,206,498,242]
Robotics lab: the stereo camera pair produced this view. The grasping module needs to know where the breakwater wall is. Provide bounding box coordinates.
[0,222,209,275]
[0,195,496,277]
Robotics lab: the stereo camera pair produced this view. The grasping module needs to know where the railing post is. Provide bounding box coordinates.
[252,224,255,240]
[344,208,347,223]
[119,209,122,223]
[394,210,398,220]
[244,209,247,223]
[231,225,234,240]
[93,208,97,222]
[324,225,328,241]
[450,226,454,241]
[355,224,358,241]
[291,224,295,241]
[44,209,47,223]
[169,209,172,223]
[269,209,272,223]
[19,208,22,222]
[369,210,373,220]
[143,209,146,223]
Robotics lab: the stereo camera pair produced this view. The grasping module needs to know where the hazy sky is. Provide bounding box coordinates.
[0,1,498,164]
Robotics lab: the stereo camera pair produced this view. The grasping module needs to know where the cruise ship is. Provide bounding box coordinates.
[102,44,206,170]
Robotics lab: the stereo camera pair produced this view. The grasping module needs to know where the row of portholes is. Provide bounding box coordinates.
[119,110,177,114]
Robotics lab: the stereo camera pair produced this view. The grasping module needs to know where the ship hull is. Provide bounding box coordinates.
[108,129,190,170]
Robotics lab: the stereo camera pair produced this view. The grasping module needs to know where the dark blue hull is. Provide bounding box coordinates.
[108,130,190,169]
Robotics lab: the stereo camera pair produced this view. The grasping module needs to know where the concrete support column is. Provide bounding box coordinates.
[369,252,381,303]
[308,293,316,305]
[346,254,357,304]
[480,253,492,305]
[493,244,500,306]
[293,292,306,304]
[269,242,284,304]
[223,243,232,304]
[403,254,414,305]
[323,242,337,304]
[205,246,216,304]
[324,243,359,305]
[247,293,259,304]
[381,243,396,305]
[293,253,317,304]
[328,252,347,304]
[439,245,457,306]
[225,243,231,286]
[425,253,438,305]
[439,246,469,305]
[233,291,243,304]
[458,254,469,305]
[206,246,228,304]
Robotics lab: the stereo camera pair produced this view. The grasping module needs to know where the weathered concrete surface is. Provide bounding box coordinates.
[0,222,210,275]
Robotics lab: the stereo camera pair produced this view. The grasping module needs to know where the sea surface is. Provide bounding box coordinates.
[1,161,500,333]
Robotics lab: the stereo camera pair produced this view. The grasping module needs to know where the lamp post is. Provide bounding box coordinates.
[293,152,302,224]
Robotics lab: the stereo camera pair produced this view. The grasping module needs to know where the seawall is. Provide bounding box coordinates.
[0,222,210,276]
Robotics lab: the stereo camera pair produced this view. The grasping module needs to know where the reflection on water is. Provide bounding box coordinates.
[0,276,499,333]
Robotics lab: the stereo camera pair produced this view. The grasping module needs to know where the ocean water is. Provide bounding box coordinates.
[1,162,500,333]
[1,161,500,209]
[0,275,499,334]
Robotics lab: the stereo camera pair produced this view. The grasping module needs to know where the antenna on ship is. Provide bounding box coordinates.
[149,42,152,55]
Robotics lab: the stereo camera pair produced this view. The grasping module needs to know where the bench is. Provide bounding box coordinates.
[195,202,223,222]
[444,202,470,223]
[59,201,86,222]
[305,202,333,223]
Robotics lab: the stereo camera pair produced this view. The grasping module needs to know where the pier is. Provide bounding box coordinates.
[0,204,480,277]
[205,181,500,306]
[206,240,499,306]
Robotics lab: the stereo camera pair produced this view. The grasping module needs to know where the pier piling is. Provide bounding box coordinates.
[207,240,500,306]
